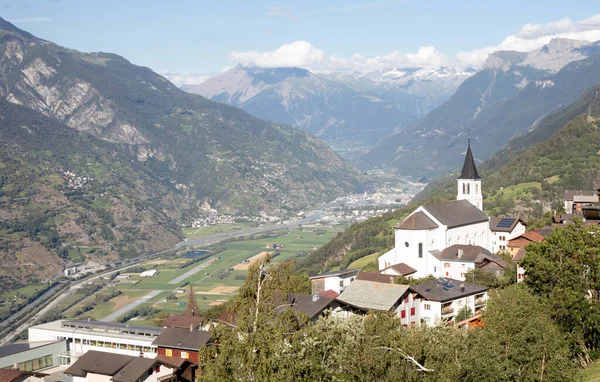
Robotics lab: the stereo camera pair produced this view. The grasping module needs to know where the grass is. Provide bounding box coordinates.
[584,361,600,381]
[488,182,542,201]
[182,223,255,239]
[348,252,380,269]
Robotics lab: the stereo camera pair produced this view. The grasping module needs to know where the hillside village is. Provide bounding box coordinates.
[3,139,599,381]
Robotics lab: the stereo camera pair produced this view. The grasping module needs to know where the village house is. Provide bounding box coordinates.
[410,278,488,326]
[488,217,526,253]
[564,189,600,215]
[0,340,68,373]
[152,328,210,362]
[63,350,178,382]
[309,269,359,295]
[379,263,416,278]
[430,244,510,280]
[506,231,545,259]
[334,280,417,326]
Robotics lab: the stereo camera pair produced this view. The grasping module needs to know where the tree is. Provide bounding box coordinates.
[185,285,200,316]
[522,219,600,364]
[151,311,171,327]
[461,285,578,381]
[455,305,473,322]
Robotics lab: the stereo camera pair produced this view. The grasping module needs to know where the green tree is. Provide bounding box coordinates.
[461,285,578,381]
[455,305,473,322]
[185,285,200,316]
[522,219,600,364]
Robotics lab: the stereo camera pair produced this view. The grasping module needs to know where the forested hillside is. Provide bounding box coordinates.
[300,84,600,275]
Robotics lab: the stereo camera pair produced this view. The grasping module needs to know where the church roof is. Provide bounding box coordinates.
[431,244,496,264]
[396,211,439,230]
[459,140,480,180]
[422,200,488,229]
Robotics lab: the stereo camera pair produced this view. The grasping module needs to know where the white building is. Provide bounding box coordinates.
[410,278,488,326]
[139,269,158,277]
[377,200,490,279]
[309,269,359,295]
[378,139,515,280]
[28,320,161,360]
[489,217,526,253]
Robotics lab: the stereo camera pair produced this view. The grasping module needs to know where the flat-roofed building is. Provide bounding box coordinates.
[28,320,161,360]
[0,340,67,372]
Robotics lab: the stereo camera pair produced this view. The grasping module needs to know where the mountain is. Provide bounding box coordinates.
[300,84,600,274]
[361,38,600,179]
[183,66,472,157]
[0,19,367,287]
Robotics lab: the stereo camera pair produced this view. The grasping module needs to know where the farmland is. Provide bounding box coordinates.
[76,227,343,324]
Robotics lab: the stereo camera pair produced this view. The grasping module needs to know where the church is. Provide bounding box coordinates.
[378,138,512,280]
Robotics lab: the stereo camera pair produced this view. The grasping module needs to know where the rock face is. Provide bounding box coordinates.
[183,66,472,155]
[0,18,368,289]
[361,38,600,179]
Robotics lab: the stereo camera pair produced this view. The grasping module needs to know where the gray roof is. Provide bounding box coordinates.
[111,357,158,382]
[64,351,134,377]
[309,268,359,280]
[0,341,62,358]
[431,244,493,263]
[396,211,439,230]
[277,293,336,320]
[489,216,524,232]
[459,140,480,179]
[423,200,488,228]
[336,279,410,311]
[410,278,488,303]
[564,190,598,201]
[152,328,211,351]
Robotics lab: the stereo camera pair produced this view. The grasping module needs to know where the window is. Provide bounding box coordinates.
[404,241,409,247]
[410,307,415,316]
[424,304,431,311]
[181,351,189,359]
[433,266,436,273]
[165,349,173,357]
[446,272,449,277]
[339,280,344,288]
[405,296,409,303]
[444,263,450,268]
[155,366,161,373]
[475,184,479,193]
[423,317,431,323]
[401,310,406,318]
[418,243,423,258]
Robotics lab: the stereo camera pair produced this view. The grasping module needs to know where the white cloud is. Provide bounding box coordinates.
[159,70,211,87]
[228,41,326,68]
[265,6,289,17]
[7,17,51,23]
[225,13,600,72]
[457,13,600,67]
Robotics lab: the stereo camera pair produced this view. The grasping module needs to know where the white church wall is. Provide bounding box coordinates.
[378,248,396,271]
[446,221,490,250]
[393,228,429,277]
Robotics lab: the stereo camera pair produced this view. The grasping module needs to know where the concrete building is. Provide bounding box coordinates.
[0,341,68,372]
[28,320,161,360]
[410,278,488,326]
[309,269,359,295]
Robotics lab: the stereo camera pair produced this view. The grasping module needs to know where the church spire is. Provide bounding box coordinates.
[459,133,480,180]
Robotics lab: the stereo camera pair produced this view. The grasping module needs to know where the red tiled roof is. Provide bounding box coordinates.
[396,211,439,230]
[522,231,544,242]
[155,355,189,369]
[318,289,339,298]
[508,231,544,247]
[162,314,205,329]
[0,369,27,382]
[388,263,417,276]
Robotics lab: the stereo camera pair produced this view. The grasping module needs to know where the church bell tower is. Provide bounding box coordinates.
[457,134,483,210]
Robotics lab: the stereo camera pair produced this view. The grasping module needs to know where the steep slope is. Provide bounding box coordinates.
[0,18,366,217]
[361,39,600,178]
[301,85,600,274]
[183,66,471,155]
[0,99,185,290]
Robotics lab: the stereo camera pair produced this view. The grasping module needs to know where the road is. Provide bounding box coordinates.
[168,257,217,285]
[100,290,161,322]
[1,205,327,340]
[0,283,65,328]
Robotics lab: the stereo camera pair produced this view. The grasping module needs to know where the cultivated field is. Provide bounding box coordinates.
[77,227,342,324]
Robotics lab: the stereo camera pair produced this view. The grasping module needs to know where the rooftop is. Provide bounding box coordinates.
[410,278,488,303]
[430,244,498,264]
[489,216,524,232]
[111,357,158,382]
[152,328,211,351]
[385,263,417,276]
[336,279,410,312]
[161,314,205,329]
[64,350,133,377]
[459,139,480,180]
[0,341,62,358]
[309,268,359,280]
[0,369,47,382]
[355,272,398,284]
[422,200,488,229]
[30,320,160,343]
[276,293,336,321]
[396,211,438,230]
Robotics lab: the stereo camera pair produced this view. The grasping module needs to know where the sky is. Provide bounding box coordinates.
[2,0,600,85]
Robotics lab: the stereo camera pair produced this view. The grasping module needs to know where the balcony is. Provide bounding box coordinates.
[441,305,454,315]
[475,297,486,307]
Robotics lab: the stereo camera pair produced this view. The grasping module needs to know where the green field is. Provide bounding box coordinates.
[585,361,600,381]
[74,227,341,324]
[182,223,255,240]
[348,252,380,269]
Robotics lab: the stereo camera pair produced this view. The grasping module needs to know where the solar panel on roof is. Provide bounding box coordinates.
[496,217,516,228]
